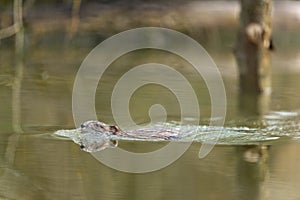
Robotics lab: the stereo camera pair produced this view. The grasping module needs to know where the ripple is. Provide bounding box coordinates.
[54,110,300,152]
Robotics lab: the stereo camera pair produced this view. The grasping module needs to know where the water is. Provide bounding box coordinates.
[1,1,300,199]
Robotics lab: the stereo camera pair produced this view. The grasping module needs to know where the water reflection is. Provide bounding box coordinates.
[236,145,270,200]
[1,134,300,199]
[239,93,270,118]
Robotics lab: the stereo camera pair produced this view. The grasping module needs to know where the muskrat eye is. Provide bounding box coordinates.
[93,123,102,129]
[80,124,85,128]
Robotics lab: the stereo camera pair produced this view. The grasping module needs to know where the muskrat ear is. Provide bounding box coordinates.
[109,125,120,134]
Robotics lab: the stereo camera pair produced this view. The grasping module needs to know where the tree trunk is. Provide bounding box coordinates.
[234,0,273,94]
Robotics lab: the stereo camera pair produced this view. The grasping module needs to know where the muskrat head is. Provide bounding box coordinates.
[80,120,121,135]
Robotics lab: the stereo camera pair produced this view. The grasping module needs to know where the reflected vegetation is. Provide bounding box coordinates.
[1,0,300,199]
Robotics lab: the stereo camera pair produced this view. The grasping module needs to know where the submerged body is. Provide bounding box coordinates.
[58,120,182,152]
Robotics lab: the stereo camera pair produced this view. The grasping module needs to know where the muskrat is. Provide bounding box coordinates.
[80,120,179,140]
